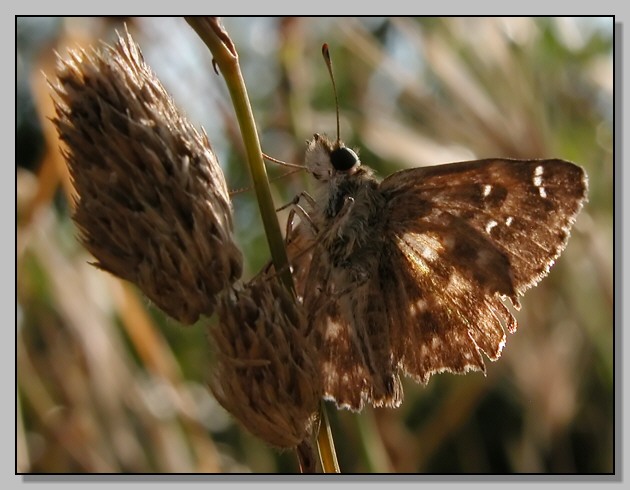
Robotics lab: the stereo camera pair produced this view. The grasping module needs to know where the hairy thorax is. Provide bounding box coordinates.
[316,167,386,268]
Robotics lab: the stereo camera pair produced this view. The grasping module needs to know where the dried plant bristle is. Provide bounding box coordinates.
[50,28,243,324]
[211,276,321,449]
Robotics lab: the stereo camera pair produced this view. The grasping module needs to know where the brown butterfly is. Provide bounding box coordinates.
[286,134,587,412]
[282,47,588,412]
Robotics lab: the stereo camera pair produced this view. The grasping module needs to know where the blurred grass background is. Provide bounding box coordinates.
[16,17,613,473]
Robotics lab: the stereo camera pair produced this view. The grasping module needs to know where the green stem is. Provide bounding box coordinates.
[185,17,292,291]
[185,17,339,474]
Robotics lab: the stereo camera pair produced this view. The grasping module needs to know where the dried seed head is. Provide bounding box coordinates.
[211,276,321,448]
[50,29,242,324]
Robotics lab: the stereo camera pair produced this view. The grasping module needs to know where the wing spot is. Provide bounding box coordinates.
[539,187,547,198]
[325,321,343,340]
[485,220,498,234]
[420,245,438,261]
[446,273,466,293]
[534,165,544,177]
[533,175,543,187]
[410,298,427,315]
[482,184,492,197]
[505,216,513,226]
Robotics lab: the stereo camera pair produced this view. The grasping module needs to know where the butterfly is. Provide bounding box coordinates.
[284,133,588,412]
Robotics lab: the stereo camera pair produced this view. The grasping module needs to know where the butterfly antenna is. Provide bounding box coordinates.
[229,168,303,196]
[262,152,306,170]
[322,43,341,144]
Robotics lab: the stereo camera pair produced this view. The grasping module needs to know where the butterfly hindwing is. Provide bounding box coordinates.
[302,242,402,410]
[381,230,512,385]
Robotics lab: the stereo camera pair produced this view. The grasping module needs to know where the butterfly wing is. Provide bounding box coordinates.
[296,234,402,411]
[381,158,588,298]
[379,158,587,383]
[276,224,378,410]
[287,158,586,407]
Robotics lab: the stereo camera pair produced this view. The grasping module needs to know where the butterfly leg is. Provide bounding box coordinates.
[256,193,318,277]
[276,191,317,213]
[327,196,356,240]
[284,205,319,241]
[278,192,320,239]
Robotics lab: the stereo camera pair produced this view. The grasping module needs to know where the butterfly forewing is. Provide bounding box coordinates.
[376,158,586,386]
[381,158,587,297]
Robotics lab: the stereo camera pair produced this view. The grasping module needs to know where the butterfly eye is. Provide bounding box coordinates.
[330,146,359,171]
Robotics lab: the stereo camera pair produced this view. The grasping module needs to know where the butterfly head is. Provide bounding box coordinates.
[305,133,361,182]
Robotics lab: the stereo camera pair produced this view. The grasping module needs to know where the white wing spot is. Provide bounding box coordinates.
[482,184,492,197]
[325,321,343,340]
[409,298,428,316]
[421,245,438,261]
[539,186,547,198]
[485,220,498,234]
[446,273,466,293]
[534,165,544,177]
[533,175,543,187]
[505,216,513,226]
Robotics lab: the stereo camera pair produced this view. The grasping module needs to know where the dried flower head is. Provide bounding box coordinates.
[50,29,242,324]
[210,276,321,449]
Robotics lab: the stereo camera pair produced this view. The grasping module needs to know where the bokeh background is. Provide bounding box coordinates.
[16,17,613,473]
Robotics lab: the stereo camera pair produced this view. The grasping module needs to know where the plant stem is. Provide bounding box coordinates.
[317,401,340,473]
[185,17,339,474]
[185,17,292,291]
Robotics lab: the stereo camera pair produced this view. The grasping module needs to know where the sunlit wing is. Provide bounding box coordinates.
[379,229,515,383]
[285,157,587,407]
[299,242,402,411]
[377,158,587,383]
[380,158,587,298]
